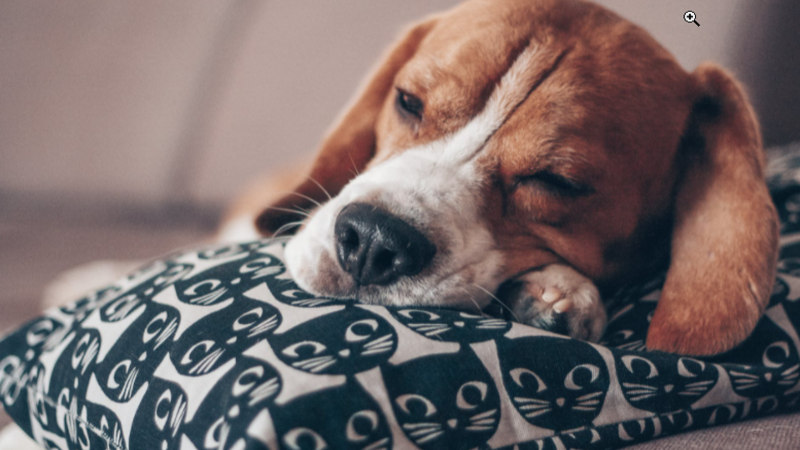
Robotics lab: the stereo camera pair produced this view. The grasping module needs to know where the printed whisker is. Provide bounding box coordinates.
[783,364,800,376]
[191,348,224,375]
[524,409,552,418]
[618,340,645,351]
[248,378,280,406]
[119,368,139,401]
[778,380,796,385]
[572,406,598,411]
[409,428,442,438]
[363,340,394,348]
[513,397,550,405]
[364,334,393,348]
[678,391,704,396]
[424,328,452,337]
[410,323,449,330]
[292,299,332,307]
[293,357,336,371]
[292,355,334,368]
[402,423,440,430]
[171,399,186,433]
[248,317,279,337]
[730,371,759,379]
[577,391,604,401]
[465,425,494,431]
[622,382,656,390]
[307,359,336,373]
[476,325,508,329]
[361,347,393,356]
[361,343,393,352]
[416,430,445,444]
[190,289,227,305]
[155,321,178,350]
[470,418,497,426]
[685,387,712,392]
[519,404,551,411]
[733,383,759,390]
[685,380,715,387]
[470,409,498,421]
[479,319,507,325]
[364,438,390,450]
[576,400,600,406]
[626,389,658,396]
[783,373,800,380]
[363,341,394,351]
[629,393,657,402]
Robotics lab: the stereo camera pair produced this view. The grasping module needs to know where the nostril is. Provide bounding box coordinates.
[339,226,360,252]
[373,248,396,274]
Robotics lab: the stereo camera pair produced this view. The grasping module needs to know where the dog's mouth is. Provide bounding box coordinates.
[283,196,505,310]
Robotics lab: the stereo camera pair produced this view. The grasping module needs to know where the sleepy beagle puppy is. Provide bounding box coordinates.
[224,0,779,356]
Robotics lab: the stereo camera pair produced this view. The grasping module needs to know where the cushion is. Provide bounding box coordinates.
[2,171,800,450]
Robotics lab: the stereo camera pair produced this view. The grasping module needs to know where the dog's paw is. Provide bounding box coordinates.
[501,264,606,342]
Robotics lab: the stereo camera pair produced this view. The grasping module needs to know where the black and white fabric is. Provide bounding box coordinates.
[3,161,800,450]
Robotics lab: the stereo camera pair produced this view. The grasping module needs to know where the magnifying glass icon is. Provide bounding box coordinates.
[684,11,700,27]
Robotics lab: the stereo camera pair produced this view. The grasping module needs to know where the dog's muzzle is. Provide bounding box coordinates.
[334,203,436,286]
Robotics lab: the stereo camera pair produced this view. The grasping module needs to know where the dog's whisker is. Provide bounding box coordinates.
[347,150,361,176]
[287,191,322,208]
[271,221,306,239]
[264,206,311,218]
[460,287,488,317]
[472,283,519,322]
[307,176,333,201]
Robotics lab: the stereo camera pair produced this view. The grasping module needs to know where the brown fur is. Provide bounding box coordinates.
[230,0,779,356]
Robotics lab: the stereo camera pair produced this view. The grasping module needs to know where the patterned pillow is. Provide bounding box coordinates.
[2,176,800,450]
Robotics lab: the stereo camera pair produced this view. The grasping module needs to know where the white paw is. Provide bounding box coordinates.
[502,264,606,342]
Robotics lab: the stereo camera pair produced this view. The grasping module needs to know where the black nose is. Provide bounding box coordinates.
[335,203,436,286]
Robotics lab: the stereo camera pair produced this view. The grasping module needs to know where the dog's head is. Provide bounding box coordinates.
[255,0,778,355]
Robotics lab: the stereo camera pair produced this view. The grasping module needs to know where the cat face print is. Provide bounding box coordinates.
[170,298,280,376]
[271,307,397,376]
[270,380,391,450]
[601,303,654,352]
[189,356,282,450]
[712,316,800,400]
[382,349,500,450]
[130,378,189,450]
[391,309,510,343]
[497,336,609,431]
[95,303,180,401]
[616,353,717,414]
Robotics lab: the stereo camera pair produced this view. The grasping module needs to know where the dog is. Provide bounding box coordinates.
[223,0,780,357]
[0,1,780,449]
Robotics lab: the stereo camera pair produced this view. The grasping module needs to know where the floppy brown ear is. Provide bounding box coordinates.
[254,17,438,236]
[646,63,779,355]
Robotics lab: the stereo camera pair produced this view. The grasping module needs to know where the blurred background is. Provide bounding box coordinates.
[0,0,799,436]
[1,0,799,329]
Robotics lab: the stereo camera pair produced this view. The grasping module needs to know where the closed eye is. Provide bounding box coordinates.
[516,171,594,198]
[396,88,424,120]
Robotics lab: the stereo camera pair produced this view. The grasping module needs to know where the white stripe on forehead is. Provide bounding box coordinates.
[432,42,556,162]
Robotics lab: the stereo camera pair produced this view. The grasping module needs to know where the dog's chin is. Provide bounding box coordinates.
[284,236,502,312]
